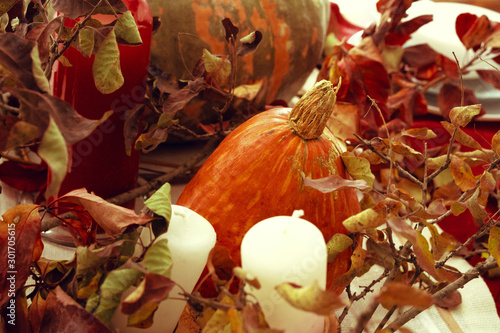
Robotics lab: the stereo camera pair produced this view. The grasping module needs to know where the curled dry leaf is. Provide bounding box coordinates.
[449,157,477,192]
[275,280,348,316]
[343,208,386,233]
[41,286,113,333]
[449,104,481,128]
[376,282,434,310]
[488,227,500,267]
[206,246,237,286]
[341,154,375,187]
[326,233,353,263]
[121,273,175,315]
[52,188,154,237]
[302,172,371,194]
[202,49,231,86]
[401,127,438,140]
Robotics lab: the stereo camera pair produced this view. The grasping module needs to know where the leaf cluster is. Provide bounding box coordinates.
[0,0,144,202]
[0,183,176,332]
[322,0,500,140]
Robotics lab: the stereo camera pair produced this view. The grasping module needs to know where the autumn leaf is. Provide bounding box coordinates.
[11,88,112,146]
[0,204,41,308]
[233,80,263,101]
[38,117,68,201]
[456,13,493,50]
[93,29,123,94]
[441,121,483,150]
[437,84,482,120]
[203,48,231,86]
[341,155,375,187]
[391,141,424,162]
[326,234,353,263]
[302,172,371,194]
[114,11,142,45]
[41,286,113,332]
[0,33,46,91]
[376,282,434,310]
[449,104,481,127]
[162,77,205,116]
[449,157,476,191]
[142,238,173,278]
[492,130,500,156]
[488,227,500,266]
[53,188,154,237]
[88,268,143,325]
[343,208,386,233]
[332,245,366,291]
[121,273,175,315]
[388,218,437,278]
[237,30,263,57]
[78,27,95,57]
[144,182,172,222]
[276,280,348,315]
[401,127,437,140]
[467,188,489,223]
[207,246,237,286]
[477,70,500,90]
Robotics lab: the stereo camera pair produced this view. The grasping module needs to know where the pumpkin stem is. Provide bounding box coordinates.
[289,79,339,140]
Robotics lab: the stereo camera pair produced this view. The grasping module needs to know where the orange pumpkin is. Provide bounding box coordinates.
[176,80,361,291]
[147,0,330,131]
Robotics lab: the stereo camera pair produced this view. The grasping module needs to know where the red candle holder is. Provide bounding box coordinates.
[51,0,153,208]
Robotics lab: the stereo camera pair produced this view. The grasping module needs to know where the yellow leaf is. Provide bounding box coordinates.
[401,127,437,140]
[275,281,348,315]
[37,117,68,201]
[488,227,500,266]
[449,157,476,191]
[449,104,481,127]
[341,154,375,187]
[492,130,500,156]
[343,208,386,232]
[441,121,483,150]
[202,48,231,86]
[93,30,124,94]
[326,234,353,263]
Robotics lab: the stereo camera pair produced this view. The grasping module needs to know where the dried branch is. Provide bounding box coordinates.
[384,256,498,332]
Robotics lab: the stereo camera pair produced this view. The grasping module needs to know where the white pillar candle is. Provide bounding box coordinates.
[241,210,327,333]
[112,204,216,332]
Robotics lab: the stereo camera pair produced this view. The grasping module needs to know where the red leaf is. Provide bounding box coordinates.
[206,246,237,285]
[40,286,113,332]
[121,273,175,315]
[437,54,460,82]
[0,204,41,308]
[477,69,500,90]
[49,188,153,237]
[437,83,483,118]
[386,15,433,46]
[456,14,493,49]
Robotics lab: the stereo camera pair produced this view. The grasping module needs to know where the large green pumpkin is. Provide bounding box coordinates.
[147,0,330,132]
